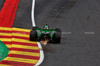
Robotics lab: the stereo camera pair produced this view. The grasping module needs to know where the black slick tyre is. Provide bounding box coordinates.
[30,30,37,41]
[53,28,61,43]
[55,28,61,32]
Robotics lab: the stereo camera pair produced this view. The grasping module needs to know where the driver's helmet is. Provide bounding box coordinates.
[43,24,50,29]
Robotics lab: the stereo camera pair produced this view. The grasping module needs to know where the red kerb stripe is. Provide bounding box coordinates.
[12,31,30,35]
[3,42,12,44]
[12,41,38,47]
[12,36,29,40]
[0,60,35,66]
[0,30,12,33]
[0,35,12,38]
[8,54,40,60]
[11,48,39,53]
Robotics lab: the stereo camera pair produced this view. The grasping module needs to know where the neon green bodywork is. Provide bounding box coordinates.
[44,25,49,28]
[36,28,55,38]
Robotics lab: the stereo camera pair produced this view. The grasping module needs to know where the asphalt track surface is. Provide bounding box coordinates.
[1,0,100,66]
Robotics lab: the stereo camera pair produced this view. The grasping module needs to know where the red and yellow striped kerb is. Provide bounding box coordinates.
[0,27,40,66]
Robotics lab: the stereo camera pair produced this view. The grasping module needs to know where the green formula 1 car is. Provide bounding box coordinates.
[30,24,61,43]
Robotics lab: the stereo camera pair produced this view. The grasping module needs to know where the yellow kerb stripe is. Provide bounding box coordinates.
[13,28,31,32]
[6,45,12,48]
[4,57,38,64]
[10,50,40,57]
[12,33,29,37]
[0,27,12,31]
[0,64,13,66]
[0,38,12,42]
[0,33,12,36]
[12,44,39,50]
[12,38,37,44]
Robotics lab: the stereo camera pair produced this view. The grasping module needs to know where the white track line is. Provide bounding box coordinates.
[31,0,44,66]
[35,42,44,66]
[31,0,36,27]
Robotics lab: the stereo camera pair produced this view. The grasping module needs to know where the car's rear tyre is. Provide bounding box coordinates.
[55,28,61,32]
[53,28,61,43]
[30,30,37,41]
[32,26,38,30]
